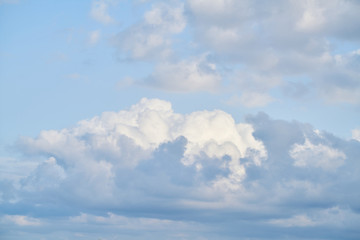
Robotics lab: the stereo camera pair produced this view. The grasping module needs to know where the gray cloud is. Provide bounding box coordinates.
[112,0,360,105]
[185,0,360,104]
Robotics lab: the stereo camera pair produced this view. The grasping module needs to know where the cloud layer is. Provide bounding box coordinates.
[111,0,360,106]
[1,98,359,239]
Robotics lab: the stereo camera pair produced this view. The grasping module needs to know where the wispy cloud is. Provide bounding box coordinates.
[90,0,114,24]
[3,215,42,226]
[88,30,100,45]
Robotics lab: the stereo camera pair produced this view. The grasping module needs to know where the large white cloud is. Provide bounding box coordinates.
[2,99,360,239]
[16,98,267,205]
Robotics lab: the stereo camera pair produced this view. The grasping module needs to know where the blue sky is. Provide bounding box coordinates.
[0,0,360,239]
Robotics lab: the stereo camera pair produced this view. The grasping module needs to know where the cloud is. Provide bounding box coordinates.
[146,55,222,92]
[21,157,67,191]
[289,139,346,171]
[107,0,360,105]
[10,98,271,217]
[17,98,266,195]
[316,49,360,104]
[144,2,186,34]
[184,0,360,104]
[69,212,200,231]
[268,206,360,228]
[88,30,100,45]
[2,99,360,239]
[112,2,186,60]
[224,71,280,107]
[90,0,114,24]
[352,128,360,141]
[2,215,42,226]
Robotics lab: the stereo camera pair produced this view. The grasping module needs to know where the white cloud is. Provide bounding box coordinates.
[269,214,317,227]
[268,206,360,228]
[113,2,186,60]
[187,0,252,27]
[185,0,360,104]
[295,0,327,32]
[144,2,186,34]
[3,215,42,226]
[69,212,199,231]
[2,100,360,239]
[107,0,360,103]
[90,0,114,24]
[289,138,346,171]
[352,128,360,141]
[17,98,267,201]
[147,55,222,92]
[14,100,360,211]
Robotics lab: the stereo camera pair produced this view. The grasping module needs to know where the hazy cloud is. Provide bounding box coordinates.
[112,2,186,60]
[146,55,222,92]
[2,215,42,226]
[88,30,100,45]
[90,0,114,24]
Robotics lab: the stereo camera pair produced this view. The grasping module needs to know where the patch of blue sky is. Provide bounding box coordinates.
[328,37,360,55]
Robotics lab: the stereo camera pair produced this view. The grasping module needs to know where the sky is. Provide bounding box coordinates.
[0,0,360,239]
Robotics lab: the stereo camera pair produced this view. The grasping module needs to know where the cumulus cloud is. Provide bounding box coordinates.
[2,99,360,239]
[17,98,266,197]
[290,139,346,171]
